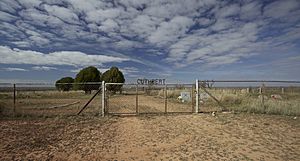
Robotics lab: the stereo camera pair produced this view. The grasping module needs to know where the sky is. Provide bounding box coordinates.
[0,0,300,83]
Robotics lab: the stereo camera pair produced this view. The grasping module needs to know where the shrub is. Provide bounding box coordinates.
[74,66,101,94]
[102,66,125,93]
[55,77,74,91]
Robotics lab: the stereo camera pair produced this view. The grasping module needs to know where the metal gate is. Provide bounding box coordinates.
[103,83,196,115]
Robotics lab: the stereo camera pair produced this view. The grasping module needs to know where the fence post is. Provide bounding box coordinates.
[164,84,167,113]
[260,83,265,112]
[281,87,284,94]
[136,84,138,114]
[101,81,105,117]
[195,79,199,113]
[13,84,16,113]
[191,84,194,112]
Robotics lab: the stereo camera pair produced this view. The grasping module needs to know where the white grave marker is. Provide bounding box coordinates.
[180,92,191,102]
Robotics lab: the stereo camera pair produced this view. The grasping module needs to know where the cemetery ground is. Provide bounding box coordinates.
[0,112,299,160]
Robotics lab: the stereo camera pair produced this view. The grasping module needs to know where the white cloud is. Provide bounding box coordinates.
[167,21,261,67]
[143,0,216,19]
[0,0,21,13]
[263,0,300,19]
[17,0,42,8]
[98,19,119,32]
[120,67,139,75]
[29,35,50,45]
[0,11,19,22]
[216,4,240,18]
[43,4,80,24]
[32,66,57,71]
[68,0,106,13]
[196,18,215,26]
[0,0,300,73]
[0,46,129,66]
[211,18,236,31]
[19,8,50,27]
[86,8,123,24]
[11,41,31,47]
[0,22,26,40]
[2,67,28,72]
[148,16,194,46]
[240,1,262,20]
[128,15,161,38]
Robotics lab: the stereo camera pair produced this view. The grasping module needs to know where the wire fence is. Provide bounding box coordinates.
[1,80,300,117]
[0,83,102,117]
[197,80,300,115]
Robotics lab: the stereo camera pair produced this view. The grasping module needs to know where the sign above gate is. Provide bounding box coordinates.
[137,79,166,85]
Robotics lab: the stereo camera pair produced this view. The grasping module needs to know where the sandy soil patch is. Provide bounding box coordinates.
[0,113,299,160]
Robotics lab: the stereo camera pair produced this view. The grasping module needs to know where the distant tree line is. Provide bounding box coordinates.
[55,66,125,94]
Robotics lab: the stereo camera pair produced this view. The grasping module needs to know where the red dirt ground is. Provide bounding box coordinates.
[0,113,299,160]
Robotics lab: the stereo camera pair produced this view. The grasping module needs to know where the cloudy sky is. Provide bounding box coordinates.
[0,0,300,83]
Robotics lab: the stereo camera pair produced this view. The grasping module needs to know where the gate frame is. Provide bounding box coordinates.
[102,81,198,116]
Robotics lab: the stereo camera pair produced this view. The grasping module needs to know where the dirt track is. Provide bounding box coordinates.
[1,113,299,160]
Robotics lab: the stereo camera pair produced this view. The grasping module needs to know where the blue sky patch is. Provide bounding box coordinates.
[0,0,300,83]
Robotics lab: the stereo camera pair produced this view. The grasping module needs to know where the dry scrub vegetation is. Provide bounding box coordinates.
[156,87,300,116]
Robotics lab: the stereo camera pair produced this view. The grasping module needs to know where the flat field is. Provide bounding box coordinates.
[1,113,299,160]
[0,90,299,160]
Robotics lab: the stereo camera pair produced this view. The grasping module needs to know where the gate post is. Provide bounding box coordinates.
[164,84,167,113]
[101,81,105,117]
[136,84,139,114]
[195,79,199,113]
[13,83,16,114]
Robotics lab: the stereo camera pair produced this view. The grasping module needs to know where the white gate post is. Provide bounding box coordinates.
[195,79,199,113]
[101,81,105,117]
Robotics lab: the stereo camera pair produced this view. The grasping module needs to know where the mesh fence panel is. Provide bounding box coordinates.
[138,84,165,113]
[197,81,300,115]
[106,84,137,114]
[105,83,195,114]
[166,84,195,113]
[0,83,14,116]
[0,83,102,117]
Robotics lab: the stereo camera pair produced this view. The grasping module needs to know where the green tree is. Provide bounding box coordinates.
[102,66,125,93]
[74,66,101,94]
[55,77,74,91]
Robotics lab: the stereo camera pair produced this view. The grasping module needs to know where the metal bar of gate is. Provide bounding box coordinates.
[13,84,16,113]
[191,84,194,113]
[136,84,138,114]
[195,79,199,113]
[102,81,105,117]
[164,84,167,113]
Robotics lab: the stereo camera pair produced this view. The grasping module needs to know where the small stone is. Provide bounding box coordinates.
[212,112,216,117]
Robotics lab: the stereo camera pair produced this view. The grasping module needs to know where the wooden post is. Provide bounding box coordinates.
[164,84,167,113]
[13,84,16,113]
[102,81,105,117]
[136,84,138,114]
[195,79,199,113]
[281,87,284,94]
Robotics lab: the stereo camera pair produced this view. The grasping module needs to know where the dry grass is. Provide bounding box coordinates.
[201,89,300,116]
[1,88,299,118]
[0,90,101,118]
